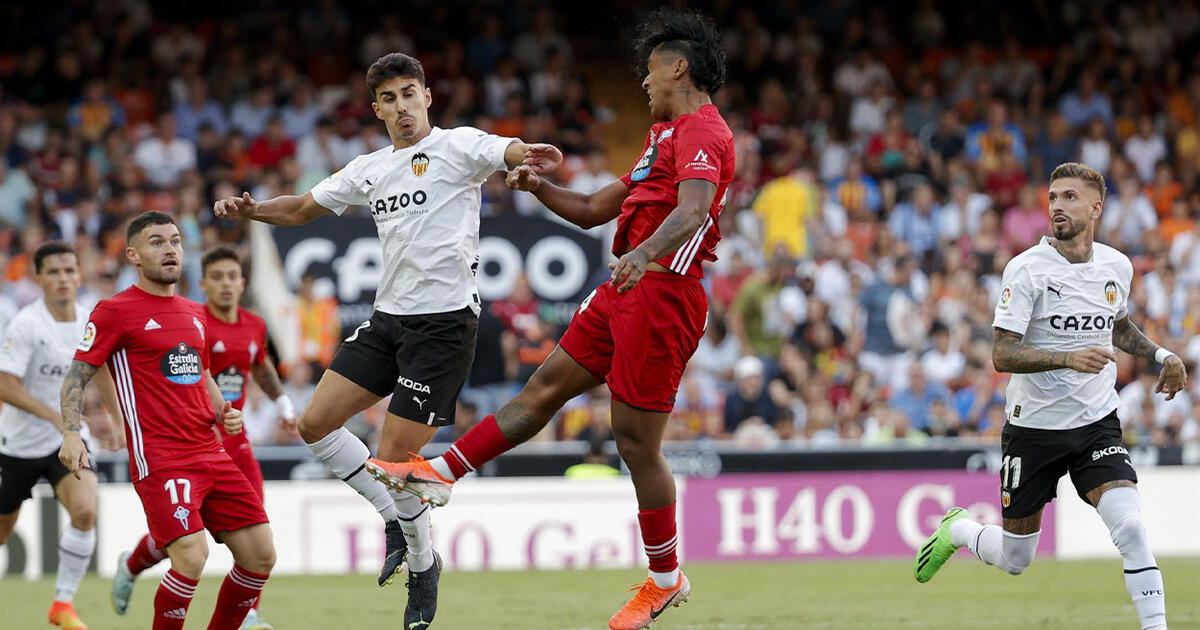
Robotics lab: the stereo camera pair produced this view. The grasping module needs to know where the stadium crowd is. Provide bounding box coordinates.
[2,1,1200,450]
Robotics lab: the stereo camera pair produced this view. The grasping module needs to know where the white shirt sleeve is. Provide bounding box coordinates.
[1117,256,1134,319]
[309,156,371,216]
[452,127,517,184]
[993,262,1037,336]
[0,315,32,377]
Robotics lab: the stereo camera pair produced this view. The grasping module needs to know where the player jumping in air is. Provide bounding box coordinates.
[364,10,733,630]
[914,163,1185,630]
[0,241,122,630]
[213,52,562,627]
[59,212,276,630]
[111,246,295,630]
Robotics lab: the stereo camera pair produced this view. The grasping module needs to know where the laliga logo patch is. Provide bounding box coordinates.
[1104,280,1117,305]
[77,322,97,352]
[412,152,430,177]
[162,343,203,385]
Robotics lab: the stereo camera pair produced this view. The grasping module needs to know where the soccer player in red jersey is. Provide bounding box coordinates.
[58,212,276,630]
[114,245,294,630]
[365,10,732,629]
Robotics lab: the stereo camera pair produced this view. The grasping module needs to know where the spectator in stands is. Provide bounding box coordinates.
[1101,175,1158,252]
[248,117,296,170]
[730,255,803,358]
[1001,184,1049,252]
[173,78,227,141]
[0,161,36,230]
[966,100,1027,172]
[230,84,276,138]
[921,325,965,386]
[67,79,126,143]
[858,255,916,391]
[753,165,818,259]
[1125,114,1168,184]
[723,356,779,436]
[889,362,951,433]
[296,272,341,369]
[888,181,942,261]
[1058,71,1114,130]
[133,112,197,189]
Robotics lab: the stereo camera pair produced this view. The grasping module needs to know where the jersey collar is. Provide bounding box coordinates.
[1040,236,1095,265]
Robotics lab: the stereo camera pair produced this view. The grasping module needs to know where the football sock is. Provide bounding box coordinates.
[207,565,269,630]
[393,491,435,572]
[1098,487,1167,630]
[153,569,197,630]
[54,526,95,602]
[127,534,165,575]
[307,427,400,521]
[437,415,515,480]
[639,504,680,588]
[954,518,1038,575]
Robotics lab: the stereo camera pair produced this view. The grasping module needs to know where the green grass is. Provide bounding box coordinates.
[4,558,1199,629]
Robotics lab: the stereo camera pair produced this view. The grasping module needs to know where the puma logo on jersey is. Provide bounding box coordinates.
[144,318,162,331]
[1047,284,1062,298]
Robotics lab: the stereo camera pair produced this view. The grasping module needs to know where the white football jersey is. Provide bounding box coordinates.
[310,126,515,316]
[0,300,91,457]
[993,236,1133,430]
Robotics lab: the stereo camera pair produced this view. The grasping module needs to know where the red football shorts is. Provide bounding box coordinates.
[559,271,708,412]
[134,455,269,548]
[221,432,265,500]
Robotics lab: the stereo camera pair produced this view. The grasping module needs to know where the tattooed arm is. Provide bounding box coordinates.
[992,328,1115,374]
[58,360,100,477]
[1112,316,1188,400]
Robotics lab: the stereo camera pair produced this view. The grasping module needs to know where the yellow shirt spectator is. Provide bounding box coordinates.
[753,173,816,258]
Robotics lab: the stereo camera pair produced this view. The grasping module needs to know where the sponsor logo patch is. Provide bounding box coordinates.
[162,343,203,385]
[216,366,245,401]
[398,375,431,394]
[1092,445,1129,461]
[630,142,659,182]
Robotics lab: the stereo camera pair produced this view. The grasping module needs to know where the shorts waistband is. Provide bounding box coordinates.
[638,269,702,283]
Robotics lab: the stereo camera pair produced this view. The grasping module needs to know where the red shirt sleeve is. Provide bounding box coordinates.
[74,302,123,366]
[673,118,727,184]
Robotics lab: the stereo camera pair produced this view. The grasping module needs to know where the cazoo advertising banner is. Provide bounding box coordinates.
[267,212,605,331]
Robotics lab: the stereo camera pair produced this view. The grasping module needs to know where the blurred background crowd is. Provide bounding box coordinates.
[2,0,1200,451]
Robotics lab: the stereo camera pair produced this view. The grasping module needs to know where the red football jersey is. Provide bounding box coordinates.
[205,306,267,414]
[617,104,735,278]
[74,286,224,482]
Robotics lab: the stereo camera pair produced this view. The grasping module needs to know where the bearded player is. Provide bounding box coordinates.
[111,245,294,630]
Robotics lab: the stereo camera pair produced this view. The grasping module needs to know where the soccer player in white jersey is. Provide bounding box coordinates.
[213,52,562,627]
[915,163,1186,630]
[0,242,121,629]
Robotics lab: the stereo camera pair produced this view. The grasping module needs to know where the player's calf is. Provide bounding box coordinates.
[1098,487,1167,630]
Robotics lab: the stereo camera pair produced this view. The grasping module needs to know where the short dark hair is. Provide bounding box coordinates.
[634,9,727,95]
[126,211,176,243]
[33,241,77,273]
[1050,162,1107,202]
[366,53,425,100]
[201,245,241,275]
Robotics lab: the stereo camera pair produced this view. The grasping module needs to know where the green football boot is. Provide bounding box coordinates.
[914,507,968,583]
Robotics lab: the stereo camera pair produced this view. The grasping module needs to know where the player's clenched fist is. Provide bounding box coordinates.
[220,400,244,435]
[58,432,89,479]
[1155,354,1188,401]
[506,165,542,192]
[1065,347,1116,374]
[213,192,258,220]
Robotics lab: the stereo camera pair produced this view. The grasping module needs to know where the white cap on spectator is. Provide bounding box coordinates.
[734,356,764,380]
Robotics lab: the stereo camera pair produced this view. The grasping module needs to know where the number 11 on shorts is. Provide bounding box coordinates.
[164,478,192,504]
[1001,455,1022,490]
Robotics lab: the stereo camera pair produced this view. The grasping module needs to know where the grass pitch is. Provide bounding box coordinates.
[3,558,1198,629]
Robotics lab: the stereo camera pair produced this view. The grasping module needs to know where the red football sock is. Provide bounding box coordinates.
[153,569,197,630]
[639,503,679,573]
[127,534,165,576]
[442,414,515,479]
[207,564,269,630]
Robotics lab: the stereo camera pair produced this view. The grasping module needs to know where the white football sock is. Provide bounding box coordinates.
[961,522,1039,575]
[1097,487,1167,630]
[307,428,399,522]
[55,526,96,602]
[392,491,434,572]
[649,569,681,589]
[429,456,454,480]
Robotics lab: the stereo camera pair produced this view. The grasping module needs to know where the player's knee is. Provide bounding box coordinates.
[169,540,209,575]
[612,430,653,466]
[70,506,96,530]
[1108,514,1149,557]
[1000,533,1037,575]
[297,413,329,444]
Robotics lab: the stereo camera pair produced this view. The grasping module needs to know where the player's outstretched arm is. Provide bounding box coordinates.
[212,191,333,226]
[507,165,628,229]
[1112,316,1188,399]
[505,141,562,174]
[58,360,99,477]
[993,327,1114,374]
[0,370,65,430]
